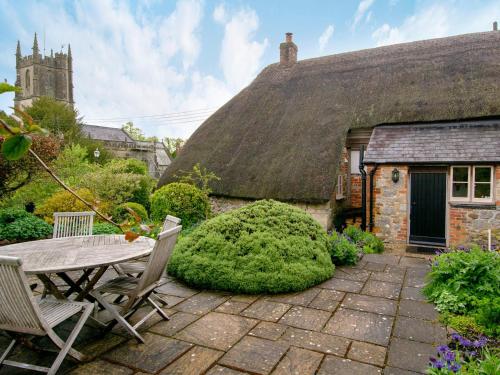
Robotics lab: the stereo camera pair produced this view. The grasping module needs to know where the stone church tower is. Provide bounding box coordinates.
[14,33,74,109]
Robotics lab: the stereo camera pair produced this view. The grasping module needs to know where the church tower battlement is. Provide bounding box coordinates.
[15,33,74,109]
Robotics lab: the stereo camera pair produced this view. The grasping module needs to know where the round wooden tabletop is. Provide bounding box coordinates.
[0,235,155,274]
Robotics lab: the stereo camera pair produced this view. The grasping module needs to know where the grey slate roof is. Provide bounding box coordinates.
[364,120,500,164]
[81,124,134,142]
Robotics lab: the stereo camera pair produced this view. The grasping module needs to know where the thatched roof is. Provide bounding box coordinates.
[159,31,500,203]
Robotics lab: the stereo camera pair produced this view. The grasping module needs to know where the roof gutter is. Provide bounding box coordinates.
[359,145,367,231]
[369,164,378,232]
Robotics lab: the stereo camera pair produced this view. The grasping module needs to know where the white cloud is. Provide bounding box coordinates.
[318,24,334,52]
[352,0,375,30]
[371,1,500,48]
[217,7,268,90]
[1,0,268,139]
[213,3,226,24]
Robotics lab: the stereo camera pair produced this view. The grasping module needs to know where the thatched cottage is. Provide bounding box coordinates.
[160,29,500,249]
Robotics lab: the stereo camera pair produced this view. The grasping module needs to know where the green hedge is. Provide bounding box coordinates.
[151,183,209,227]
[92,222,122,235]
[0,208,52,242]
[167,200,333,294]
[328,231,360,265]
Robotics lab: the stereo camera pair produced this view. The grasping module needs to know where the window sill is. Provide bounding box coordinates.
[449,202,496,210]
[336,195,345,201]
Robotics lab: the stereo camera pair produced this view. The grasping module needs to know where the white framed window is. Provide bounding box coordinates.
[336,175,344,200]
[350,150,360,174]
[472,166,493,202]
[451,166,470,201]
[450,166,494,203]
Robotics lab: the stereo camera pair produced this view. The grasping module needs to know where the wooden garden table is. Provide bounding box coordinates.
[0,235,154,301]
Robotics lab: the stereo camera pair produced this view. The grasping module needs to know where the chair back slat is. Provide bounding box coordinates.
[0,256,45,335]
[53,212,95,238]
[136,226,181,293]
[162,215,181,232]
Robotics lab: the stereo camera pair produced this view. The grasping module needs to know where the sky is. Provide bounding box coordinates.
[1,0,500,139]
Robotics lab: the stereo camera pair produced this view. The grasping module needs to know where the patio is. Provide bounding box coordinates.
[0,252,445,375]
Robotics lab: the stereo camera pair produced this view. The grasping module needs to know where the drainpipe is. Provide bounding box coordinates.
[359,145,367,231]
[369,164,378,232]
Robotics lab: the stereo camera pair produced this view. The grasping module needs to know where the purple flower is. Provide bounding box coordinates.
[434,360,445,369]
[473,336,487,348]
[459,337,472,347]
[444,351,456,362]
[438,345,450,353]
[429,357,437,364]
[449,363,461,373]
[451,333,461,341]
[466,350,477,358]
[433,261,439,267]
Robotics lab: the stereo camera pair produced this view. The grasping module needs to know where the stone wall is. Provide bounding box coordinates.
[372,165,409,244]
[449,205,499,248]
[209,196,333,230]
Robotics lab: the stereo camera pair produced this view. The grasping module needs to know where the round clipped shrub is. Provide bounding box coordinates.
[113,202,149,223]
[35,188,110,224]
[0,209,52,242]
[167,200,334,294]
[92,222,122,235]
[151,183,209,227]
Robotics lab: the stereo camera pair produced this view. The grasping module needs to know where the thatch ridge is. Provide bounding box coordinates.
[159,31,500,202]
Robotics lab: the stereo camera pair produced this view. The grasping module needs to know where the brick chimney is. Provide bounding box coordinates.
[280,32,298,66]
[494,21,498,31]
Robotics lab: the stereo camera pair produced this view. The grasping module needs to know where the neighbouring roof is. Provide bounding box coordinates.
[81,124,134,142]
[159,31,500,203]
[364,120,500,164]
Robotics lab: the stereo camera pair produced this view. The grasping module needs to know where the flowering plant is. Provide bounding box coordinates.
[427,333,491,374]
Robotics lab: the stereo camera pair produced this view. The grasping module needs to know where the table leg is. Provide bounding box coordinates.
[37,274,65,300]
[59,269,93,297]
[75,266,108,302]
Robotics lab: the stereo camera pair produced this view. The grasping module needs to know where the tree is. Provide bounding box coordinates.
[163,137,184,158]
[26,96,80,142]
[122,121,159,142]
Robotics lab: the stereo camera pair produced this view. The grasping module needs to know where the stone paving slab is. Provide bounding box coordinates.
[103,333,192,373]
[268,288,320,306]
[219,336,289,374]
[348,341,387,367]
[149,311,200,337]
[279,306,331,331]
[249,322,287,341]
[281,327,350,356]
[69,359,133,374]
[271,346,323,375]
[174,291,229,315]
[175,312,257,351]
[394,316,447,344]
[400,286,426,301]
[317,356,382,375]
[362,280,402,300]
[387,338,436,373]
[334,268,371,282]
[370,270,405,284]
[206,365,250,374]
[241,300,291,322]
[159,345,223,374]
[318,277,364,293]
[215,300,251,314]
[324,308,393,346]
[341,293,397,316]
[398,299,439,321]
[308,289,343,311]
[383,366,422,375]
[364,262,387,272]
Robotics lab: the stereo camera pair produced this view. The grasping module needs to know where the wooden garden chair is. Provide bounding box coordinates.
[90,225,182,343]
[0,256,93,375]
[42,212,95,298]
[53,211,95,238]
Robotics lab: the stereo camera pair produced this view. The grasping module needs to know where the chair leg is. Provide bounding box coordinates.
[90,291,145,344]
[0,339,16,367]
[46,304,93,375]
[147,297,170,321]
[151,292,170,306]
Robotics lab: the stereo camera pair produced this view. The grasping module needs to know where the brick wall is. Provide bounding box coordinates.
[371,165,409,244]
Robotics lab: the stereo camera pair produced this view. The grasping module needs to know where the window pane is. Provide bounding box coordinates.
[350,150,360,174]
[452,167,468,182]
[474,167,491,183]
[474,183,491,199]
[452,183,468,198]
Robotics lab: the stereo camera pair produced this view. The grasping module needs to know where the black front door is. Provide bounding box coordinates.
[409,172,446,246]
